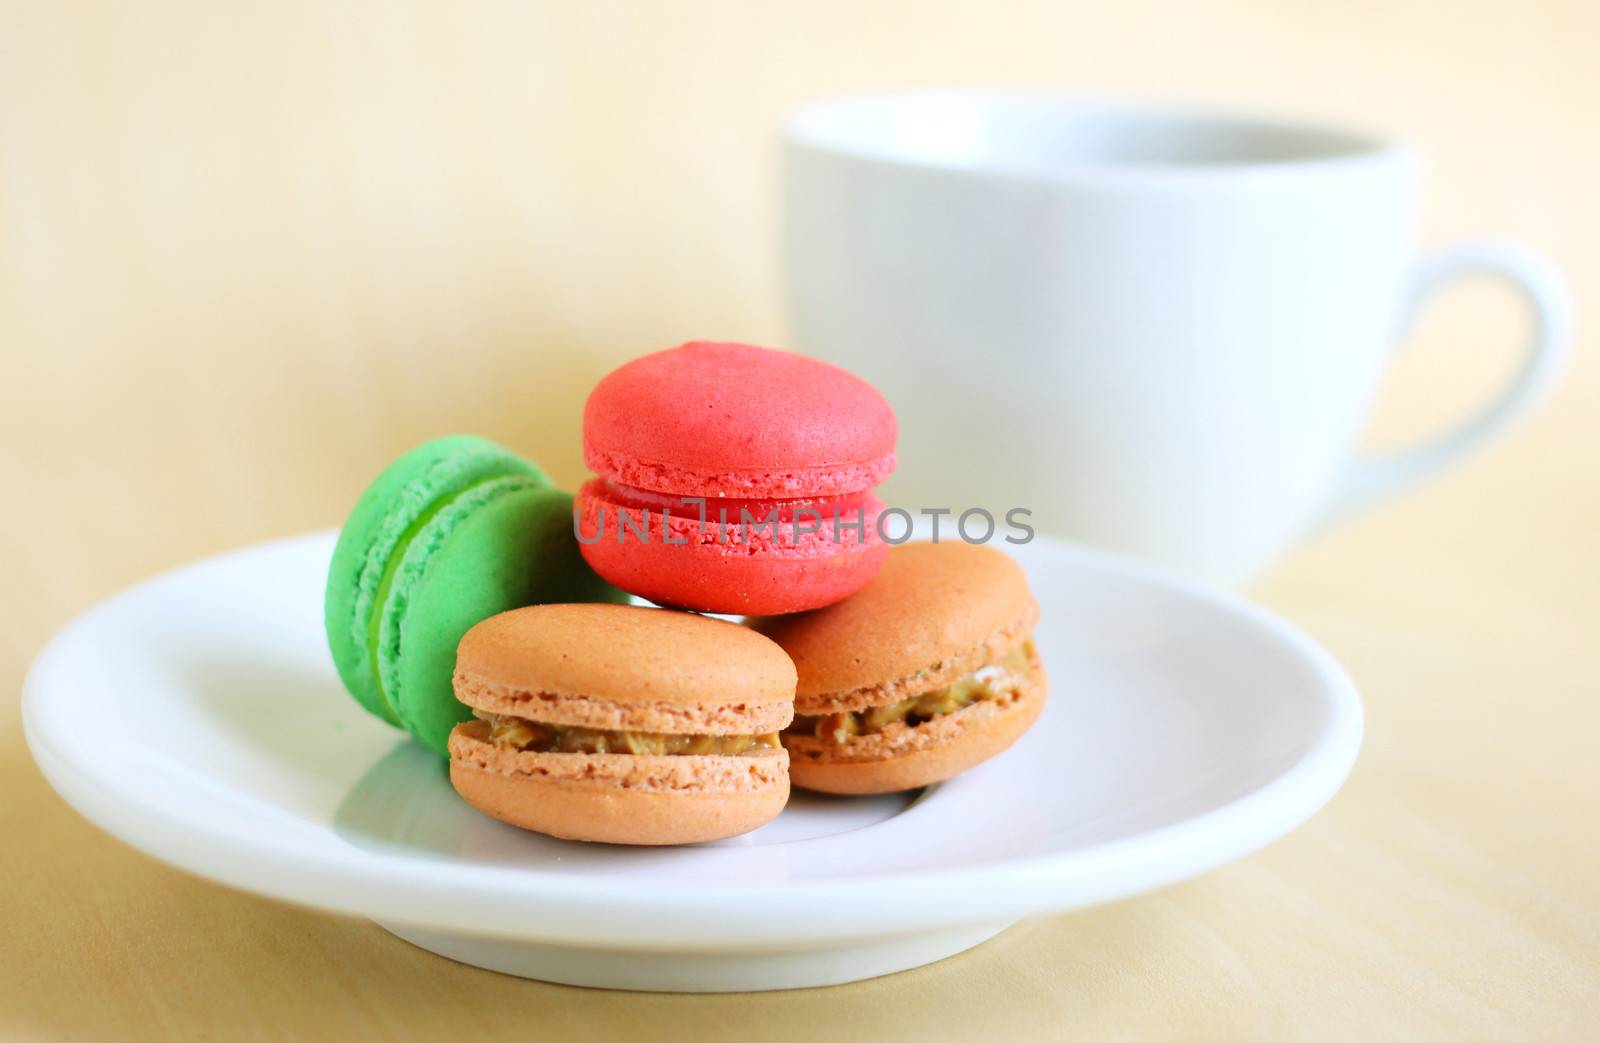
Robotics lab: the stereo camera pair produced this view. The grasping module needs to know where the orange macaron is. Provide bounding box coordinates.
[447,603,795,844]
[754,541,1046,795]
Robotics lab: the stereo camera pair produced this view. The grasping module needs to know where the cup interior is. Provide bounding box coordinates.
[787,93,1391,174]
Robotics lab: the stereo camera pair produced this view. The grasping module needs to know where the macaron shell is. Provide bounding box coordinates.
[575,480,887,615]
[583,342,897,498]
[753,541,1036,699]
[449,727,790,844]
[786,664,1047,795]
[380,482,625,754]
[453,602,796,711]
[325,435,546,725]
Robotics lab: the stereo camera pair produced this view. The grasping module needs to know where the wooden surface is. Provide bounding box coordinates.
[3,2,1597,1039]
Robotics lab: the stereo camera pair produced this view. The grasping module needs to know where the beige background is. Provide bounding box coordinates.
[3,1,1597,1040]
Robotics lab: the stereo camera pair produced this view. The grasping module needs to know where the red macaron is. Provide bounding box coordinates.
[576,341,896,614]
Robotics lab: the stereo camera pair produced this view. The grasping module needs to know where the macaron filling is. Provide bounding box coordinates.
[599,481,871,521]
[363,472,509,719]
[790,640,1036,744]
[581,480,882,548]
[584,447,896,501]
[477,712,781,756]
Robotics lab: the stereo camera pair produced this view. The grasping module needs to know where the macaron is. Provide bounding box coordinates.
[753,541,1045,795]
[575,341,896,615]
[325,436,625,755]
[447,603,796,844]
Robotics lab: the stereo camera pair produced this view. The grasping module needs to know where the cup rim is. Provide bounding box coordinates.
[785,90,1413,184]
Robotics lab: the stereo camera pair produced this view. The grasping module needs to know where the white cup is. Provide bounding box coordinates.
[783,92,1571,586]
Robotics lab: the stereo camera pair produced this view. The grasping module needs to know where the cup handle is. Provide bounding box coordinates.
[1321,240,1573,522]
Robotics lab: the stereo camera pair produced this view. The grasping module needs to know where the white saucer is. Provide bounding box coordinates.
[23,532,1360,992]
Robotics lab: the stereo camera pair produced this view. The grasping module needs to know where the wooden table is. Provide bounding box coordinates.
[4,3,1596,1039]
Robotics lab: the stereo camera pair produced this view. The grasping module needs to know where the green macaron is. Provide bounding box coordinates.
[325,435,625,754]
